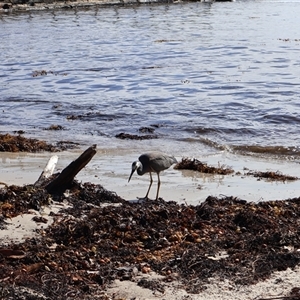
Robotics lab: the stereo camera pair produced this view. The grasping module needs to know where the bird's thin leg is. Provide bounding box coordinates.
[156,172,161,200]
[145,172,153,199]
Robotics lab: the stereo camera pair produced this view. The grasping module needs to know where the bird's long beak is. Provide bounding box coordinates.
[128,169,135,183]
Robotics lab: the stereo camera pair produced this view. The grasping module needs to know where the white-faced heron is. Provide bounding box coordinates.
[128,151,177,200]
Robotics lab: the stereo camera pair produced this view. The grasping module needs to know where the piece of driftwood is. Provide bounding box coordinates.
[34,155,59,187]
[45,145,97,194]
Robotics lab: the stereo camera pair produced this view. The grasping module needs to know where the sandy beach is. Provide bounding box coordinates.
[1,0,300,297]
[106,267,300,300]
[2,207,300,300]
[1,144,300,299]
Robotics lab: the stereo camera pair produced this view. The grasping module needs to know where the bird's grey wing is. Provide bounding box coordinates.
[148,153,177,172]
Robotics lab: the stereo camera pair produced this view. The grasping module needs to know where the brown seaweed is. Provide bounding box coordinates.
[115,132,158,140]
[246,170,298,181]
[1,184,300,298]
[0,133,78,152]
[174,158,234,175]
[0,139,300,299]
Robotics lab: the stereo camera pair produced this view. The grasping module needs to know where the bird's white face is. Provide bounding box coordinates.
[128,161,141,182]
[131,161,141,171]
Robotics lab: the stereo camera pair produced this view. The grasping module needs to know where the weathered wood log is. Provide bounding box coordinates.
[34,155,58,187]
[45,145,97,194]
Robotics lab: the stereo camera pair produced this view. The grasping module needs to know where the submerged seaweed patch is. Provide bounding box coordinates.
[174,158,234,175]
[115,132,158,140]
[245,170,298,181]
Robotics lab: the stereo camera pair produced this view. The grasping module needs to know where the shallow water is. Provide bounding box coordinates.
[1,0,300,202]
[1,148,300,204]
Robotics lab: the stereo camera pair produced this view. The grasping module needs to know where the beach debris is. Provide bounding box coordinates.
[0,249,26,259]
[0,133,57,152]
[174,158,234,175]
[32,70,48,77]
[32,216,48,223]
[0,145,101,219]
[13,130,25,135]
[44,124,64,131]
[1,139,300,298]
[278,38,300,42]
[1,192,300,297]
[0,185,51,217]
[45,145,97,194]
[245,170,298,181]
[35,155,59,187]
[32,70,68,77]
[67,114,82,120]
[115,132,158,140]
[138,127,155,134]
[0,133,77,152]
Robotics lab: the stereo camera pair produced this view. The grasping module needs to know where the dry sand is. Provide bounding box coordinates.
[106,267,300,300]
[1,146,300,299]
[0,201,71,245]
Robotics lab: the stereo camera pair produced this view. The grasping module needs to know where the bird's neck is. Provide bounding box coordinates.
[136,162,145,175]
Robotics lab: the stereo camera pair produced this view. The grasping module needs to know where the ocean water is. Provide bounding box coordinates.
[1,0,300,159]
[1,0,300,203]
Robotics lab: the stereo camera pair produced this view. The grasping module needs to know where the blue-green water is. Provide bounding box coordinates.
[1,0,300,160]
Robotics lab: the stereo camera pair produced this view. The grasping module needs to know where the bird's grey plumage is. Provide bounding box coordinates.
[128,152,177,200]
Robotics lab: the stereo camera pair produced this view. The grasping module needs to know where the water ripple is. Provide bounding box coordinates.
[1,1,300,158]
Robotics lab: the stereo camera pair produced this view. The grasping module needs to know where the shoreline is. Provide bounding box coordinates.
[1,0,187,13]
[0,0,232,13]
[1,146,300,205]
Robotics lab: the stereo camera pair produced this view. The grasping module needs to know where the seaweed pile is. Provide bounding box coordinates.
[175,158,234,175]
[0,133,77,152]
[0,136,300,299]
[115,127,158,140]
[245,170,298,181]
[175,158,299,182]
[1,181,300,298]
[115,132,157,140]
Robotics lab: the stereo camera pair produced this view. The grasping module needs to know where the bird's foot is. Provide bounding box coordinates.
[154,197,164,202]
[137,196,150,202]
[127,197,149,204]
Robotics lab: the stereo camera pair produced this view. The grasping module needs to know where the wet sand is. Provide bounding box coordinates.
[1,146,299,205]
